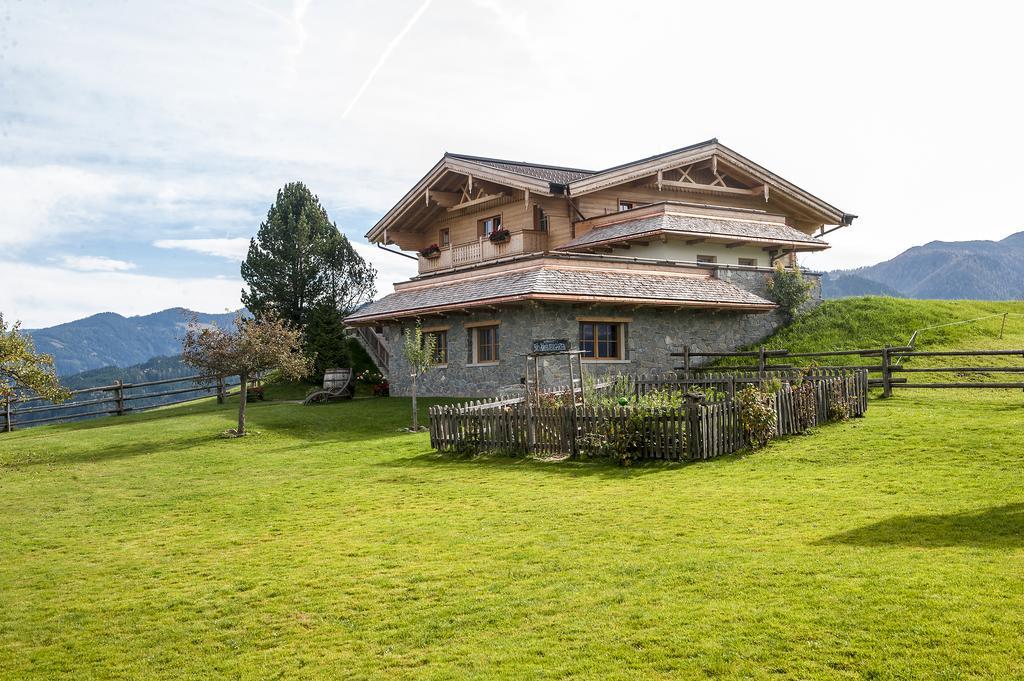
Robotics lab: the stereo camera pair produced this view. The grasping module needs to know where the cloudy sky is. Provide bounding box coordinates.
[2,1,1023,327]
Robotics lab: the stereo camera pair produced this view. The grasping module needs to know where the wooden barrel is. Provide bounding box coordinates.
[323,368,352,390]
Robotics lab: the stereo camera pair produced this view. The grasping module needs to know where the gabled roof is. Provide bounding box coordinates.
[367,140,855,243]
[345,261,775,324]
[565,139,852,226]
[444,153,596,184]
[366,154,565,242]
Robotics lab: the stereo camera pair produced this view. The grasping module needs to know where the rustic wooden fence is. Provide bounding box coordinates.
[673,345,1024,397]
[2,374,250,432]
[429,369,867,461]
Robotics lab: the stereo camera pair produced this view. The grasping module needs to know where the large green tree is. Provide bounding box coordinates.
[241,182,376,327]
[304,303,350,379]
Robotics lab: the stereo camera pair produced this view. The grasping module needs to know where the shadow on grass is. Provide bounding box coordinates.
[1,432,221,468]
[818,503,1024,549]
[377,450,705,479]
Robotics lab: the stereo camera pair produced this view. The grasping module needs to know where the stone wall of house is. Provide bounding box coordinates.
[383,268,821,397]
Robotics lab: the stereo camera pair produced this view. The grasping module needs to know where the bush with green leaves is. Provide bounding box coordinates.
[736,384,777,448]
[767,262,813,320]
[827,380,853,421]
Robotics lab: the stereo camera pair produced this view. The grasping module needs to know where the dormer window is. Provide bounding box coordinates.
[478,215,502,237]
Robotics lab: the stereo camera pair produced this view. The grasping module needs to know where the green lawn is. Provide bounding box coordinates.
[1,299,1024,678]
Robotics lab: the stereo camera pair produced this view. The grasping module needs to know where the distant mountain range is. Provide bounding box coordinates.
[25,308,241,375]
[823,231,1024,300]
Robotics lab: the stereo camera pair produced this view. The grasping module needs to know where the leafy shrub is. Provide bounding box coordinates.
[736,384,777,448]
[767,263,813,320]
[790,378,818,431]
[827,380,853,421]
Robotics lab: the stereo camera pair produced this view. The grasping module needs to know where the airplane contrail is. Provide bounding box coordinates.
[342,0,434,120]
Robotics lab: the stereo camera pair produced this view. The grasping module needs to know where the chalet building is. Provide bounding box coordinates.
[347,139,854,396]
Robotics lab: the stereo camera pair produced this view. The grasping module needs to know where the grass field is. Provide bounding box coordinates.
[1,299,1023,679]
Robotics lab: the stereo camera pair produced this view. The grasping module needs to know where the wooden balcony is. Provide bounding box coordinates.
[418,229,548,274]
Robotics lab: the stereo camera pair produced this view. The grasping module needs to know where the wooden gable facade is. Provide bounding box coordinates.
[366,139,854,278]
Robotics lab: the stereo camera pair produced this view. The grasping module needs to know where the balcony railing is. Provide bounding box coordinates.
[419,229,548,274]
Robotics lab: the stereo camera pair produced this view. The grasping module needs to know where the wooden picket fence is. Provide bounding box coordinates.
[429,369,868,461]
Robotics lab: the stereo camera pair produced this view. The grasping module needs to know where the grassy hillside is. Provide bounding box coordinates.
[1,298,1023,678]
[712,298,1024,379]
[1,394,1023,675]
[761,298,1024,352]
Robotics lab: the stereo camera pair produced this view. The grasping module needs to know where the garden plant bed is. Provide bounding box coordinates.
[429,369,868,462]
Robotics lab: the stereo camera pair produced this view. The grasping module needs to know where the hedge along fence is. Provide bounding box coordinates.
[428,368,869,462]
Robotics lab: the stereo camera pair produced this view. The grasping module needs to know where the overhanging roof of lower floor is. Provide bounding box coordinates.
[560,203,829,252]
[345,264,775,324]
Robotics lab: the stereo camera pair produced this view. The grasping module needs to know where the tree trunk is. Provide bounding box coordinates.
[237,372,248,435]
[411,373,418,431]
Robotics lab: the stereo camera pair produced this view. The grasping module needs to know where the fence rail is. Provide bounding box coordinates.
[429,369,867,461]
[2,374,250,432]
[672,345,1024,397]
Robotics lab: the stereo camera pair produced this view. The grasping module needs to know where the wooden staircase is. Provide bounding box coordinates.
[350,326,389,377]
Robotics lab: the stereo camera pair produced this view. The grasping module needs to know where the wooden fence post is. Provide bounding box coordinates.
[758,345,767,374]
[1000,313,1008,340]
[684,393,701,460]
[682,345,691,372]
[3,396,11,433]
[216,377,226,404]
[880,346,893,398]
[114,380,126,416]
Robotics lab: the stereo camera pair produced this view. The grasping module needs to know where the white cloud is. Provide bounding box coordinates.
[0,261,242,328]
[154,237,251,260]
[56,255,137,272]
[150,237,416,298]
[5,0,1024,292]
[0,166,120,247]
[341,0,435,119]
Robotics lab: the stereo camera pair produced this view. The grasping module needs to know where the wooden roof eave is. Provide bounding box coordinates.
[366,157,556,243]
[344,293,776,326]
[558,229,830,253]
[566,141,849,227]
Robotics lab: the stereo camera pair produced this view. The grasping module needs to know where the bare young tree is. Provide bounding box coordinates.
[402,322,436,431]
[183,314,310,436]
[1,314,71,406]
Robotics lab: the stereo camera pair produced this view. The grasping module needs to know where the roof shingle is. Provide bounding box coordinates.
[446,153,596,184]
[347,265,773,322]
[560,213,827,251]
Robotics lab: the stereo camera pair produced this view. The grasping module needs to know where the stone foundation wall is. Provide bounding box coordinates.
[384,268,821,397]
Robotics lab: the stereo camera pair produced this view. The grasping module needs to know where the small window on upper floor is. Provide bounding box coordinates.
[696,255,717,264]
[478,215,502,237]
[439,228,450,247]
[533,205,549,232]
[618,201,634,212]
[738,257,758,267]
